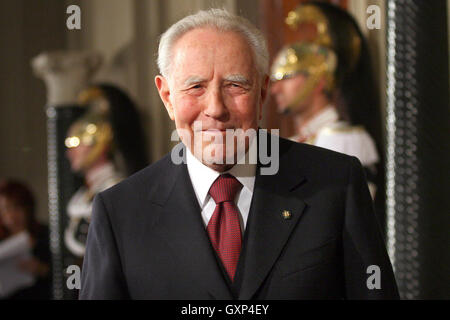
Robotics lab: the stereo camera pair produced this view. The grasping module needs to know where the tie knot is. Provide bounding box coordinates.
[209,174,242,204]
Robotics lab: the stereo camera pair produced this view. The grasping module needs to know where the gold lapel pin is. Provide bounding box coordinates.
[282,210,291,220]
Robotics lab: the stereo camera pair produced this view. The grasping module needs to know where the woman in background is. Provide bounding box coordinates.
[0,180,51,299]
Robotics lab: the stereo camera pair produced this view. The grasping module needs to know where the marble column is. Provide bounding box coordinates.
[32,51,101,300]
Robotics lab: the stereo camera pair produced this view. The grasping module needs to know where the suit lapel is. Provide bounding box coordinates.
[238,135,308,300]
[151,155,233,299]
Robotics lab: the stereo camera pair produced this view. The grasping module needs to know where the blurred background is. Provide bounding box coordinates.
[0,0,448,299]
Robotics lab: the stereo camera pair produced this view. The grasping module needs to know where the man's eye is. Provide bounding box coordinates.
[184,85,204,95]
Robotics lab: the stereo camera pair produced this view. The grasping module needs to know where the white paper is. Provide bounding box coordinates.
[0,231,36,298]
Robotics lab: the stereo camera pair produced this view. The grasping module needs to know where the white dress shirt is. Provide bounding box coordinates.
[186,144,256,235]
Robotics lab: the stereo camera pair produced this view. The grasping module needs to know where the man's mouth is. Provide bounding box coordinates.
[200,128,235,132]
[200,130,230,138]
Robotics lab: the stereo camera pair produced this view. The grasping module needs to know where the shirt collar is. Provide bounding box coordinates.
[186,139,257,208]
[87,162,122,193]
[300,105,339,138]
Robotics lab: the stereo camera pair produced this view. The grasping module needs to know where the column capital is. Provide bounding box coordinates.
[32,50,102,107]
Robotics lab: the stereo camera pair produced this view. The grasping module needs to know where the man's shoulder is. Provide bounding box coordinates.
[279,134,356,167]
[276,134,360,184]
[99,152,175,202]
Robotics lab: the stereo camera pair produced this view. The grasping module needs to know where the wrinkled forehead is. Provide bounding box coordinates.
[169,28,257,81]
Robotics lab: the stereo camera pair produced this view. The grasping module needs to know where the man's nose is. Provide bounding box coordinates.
[203,87,228,120]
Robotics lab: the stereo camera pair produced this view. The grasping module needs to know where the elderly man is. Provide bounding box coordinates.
[80,9,399,300]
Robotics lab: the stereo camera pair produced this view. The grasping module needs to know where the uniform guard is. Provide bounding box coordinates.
[270,2,383,199]
[64,84,148,258]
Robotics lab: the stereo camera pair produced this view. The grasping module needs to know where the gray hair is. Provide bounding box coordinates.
[157,8,269,80]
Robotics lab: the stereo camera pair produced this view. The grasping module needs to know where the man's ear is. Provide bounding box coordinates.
[155,75,175,120]
[258,75,269,121]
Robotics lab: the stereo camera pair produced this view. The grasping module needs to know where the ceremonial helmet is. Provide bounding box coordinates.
[65,83,148,175]
[65,87,113,172]
[270,1,363,113]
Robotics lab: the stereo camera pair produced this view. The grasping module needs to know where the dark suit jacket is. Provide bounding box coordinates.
[80,134,399,299]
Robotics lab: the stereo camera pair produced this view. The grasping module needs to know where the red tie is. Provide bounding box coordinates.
[207,174,243,282]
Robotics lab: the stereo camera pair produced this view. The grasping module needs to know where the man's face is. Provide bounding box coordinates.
[156,28,268,170]
[65,123,93,173]
[66,143,92,173]
[270,74,310,114]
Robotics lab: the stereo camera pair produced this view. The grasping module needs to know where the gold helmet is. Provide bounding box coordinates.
[285,3,333,49]
[270,3,362,111]
[65,87,113,172]
[285,3,362,71]
[270,42,337,111]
